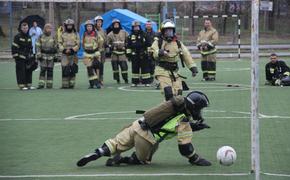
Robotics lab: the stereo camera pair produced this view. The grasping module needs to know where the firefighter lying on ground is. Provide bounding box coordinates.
[77,87,211,167]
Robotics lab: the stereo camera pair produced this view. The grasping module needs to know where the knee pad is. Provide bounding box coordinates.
[164,86,173,101]
[95,143,111,157]
[178,143,194,157]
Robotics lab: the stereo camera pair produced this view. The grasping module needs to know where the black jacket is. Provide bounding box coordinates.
[265,60,290,82]
[11,32,33,61]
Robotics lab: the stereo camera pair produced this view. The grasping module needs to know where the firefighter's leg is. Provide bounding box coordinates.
[140,55,151,85]
[61,55,70,88]
[134,133,155,163]
[46,60,54,89]
[46,67,53,88]
[119,55,129,83]
[92,57,101,88]
[157,75,173,95]
[201,55,209,80]
[15,60,27,89]
[281,76,290,86]
[172,77,183,96]
[77,124,135,167]
[177,120,211,166]
[111,55,120,83]
[25,66,33,88]
[131,57,140,85]
[207,54,216,81]
[69,56,78,88]
[99,51,106,83]
[38,66,47,89]
[87,66,97,88]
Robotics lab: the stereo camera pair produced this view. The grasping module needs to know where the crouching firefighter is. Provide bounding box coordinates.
[36,23,58,89]
[83,20,104,89]
[151,19,198,96]
[265,53,290,86]
[58,19,80,89]
[77,89,211,167]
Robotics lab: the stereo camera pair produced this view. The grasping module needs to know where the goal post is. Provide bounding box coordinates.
[251,1,260,180]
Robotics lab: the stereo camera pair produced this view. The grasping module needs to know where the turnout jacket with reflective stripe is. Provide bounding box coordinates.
[11,33,33,60]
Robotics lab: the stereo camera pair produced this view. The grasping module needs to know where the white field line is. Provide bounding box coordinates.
[0,172,251,178]
[2,116,290,122]
[1,172,290,178]
[65,111,135,120]
[262,172,290,177]
[118,86,250,93]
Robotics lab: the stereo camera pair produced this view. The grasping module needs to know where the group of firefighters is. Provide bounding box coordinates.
[11,16,222,93]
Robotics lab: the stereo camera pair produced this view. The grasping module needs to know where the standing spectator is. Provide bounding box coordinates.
[29,21,43,55]
[265,53,290,86]
[58,19,80,89]
[197,19,218,81]
[145,20,159,84]
[126,20,151,87]
[36,23,58,89]
[83,20,104,89]
[107,19,129,84]
[94,16,107,86]
[12,21,37,90]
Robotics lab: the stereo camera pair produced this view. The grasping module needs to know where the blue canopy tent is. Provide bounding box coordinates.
[78,9,158,57]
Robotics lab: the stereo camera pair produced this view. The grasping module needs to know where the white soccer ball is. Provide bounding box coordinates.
[216,146,237,166]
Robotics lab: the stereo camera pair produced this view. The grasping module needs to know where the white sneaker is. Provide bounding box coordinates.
[21,87,29,90]
[28,86,36,90]
[131,84,137,87]
[145,84,151,87]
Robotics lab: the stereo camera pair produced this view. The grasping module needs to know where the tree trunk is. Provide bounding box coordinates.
[74,2,80,31]
[55,3,62,27]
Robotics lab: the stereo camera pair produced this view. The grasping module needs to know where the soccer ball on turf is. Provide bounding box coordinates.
[216,146,237,166]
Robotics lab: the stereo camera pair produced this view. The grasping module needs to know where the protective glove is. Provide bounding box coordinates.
[275,79,281,86]
[190,67,198,77]
[158,49,168,57]
[190,122,210,132]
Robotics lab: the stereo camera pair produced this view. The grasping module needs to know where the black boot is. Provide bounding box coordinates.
[77,152,101,167]
[188,154,211,166]
[88,80,95,89]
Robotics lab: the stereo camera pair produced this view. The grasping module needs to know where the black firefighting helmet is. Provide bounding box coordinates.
[185,91,209,120]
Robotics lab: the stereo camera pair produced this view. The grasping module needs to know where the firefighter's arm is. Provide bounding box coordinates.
[209,30,219,46]
[72,33,80,52]
[97,35,104,51]
[180,42,198,76]
[11,35,20,59]
[35,37,42,59]
[58,33,65,52]
[151,39,160,60]
[126,36,133,58]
